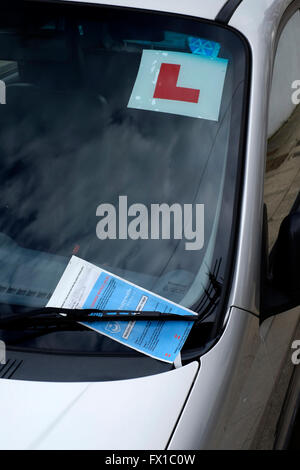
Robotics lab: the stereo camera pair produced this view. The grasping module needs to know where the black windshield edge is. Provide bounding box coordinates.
[215,0,244,24]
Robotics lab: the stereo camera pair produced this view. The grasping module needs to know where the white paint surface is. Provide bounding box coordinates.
[0,361,198,449]
[61,0,226,20]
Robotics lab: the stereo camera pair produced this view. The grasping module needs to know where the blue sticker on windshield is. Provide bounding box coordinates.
[188,37,221,58]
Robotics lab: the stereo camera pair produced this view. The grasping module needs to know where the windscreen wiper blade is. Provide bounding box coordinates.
[0,306,198,327]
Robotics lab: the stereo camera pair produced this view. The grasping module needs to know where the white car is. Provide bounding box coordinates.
[0,0,299,450]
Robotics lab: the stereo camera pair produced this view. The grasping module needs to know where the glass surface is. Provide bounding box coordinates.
[0,1,248,378]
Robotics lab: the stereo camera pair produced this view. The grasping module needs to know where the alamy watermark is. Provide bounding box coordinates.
[291,340,300,365]
[290,80,300,104]
[0,80,6,105]
[96,196,204,251]
[0,340,6,365]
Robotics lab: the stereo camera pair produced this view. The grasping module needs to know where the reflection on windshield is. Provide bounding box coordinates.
[0,3,246,318]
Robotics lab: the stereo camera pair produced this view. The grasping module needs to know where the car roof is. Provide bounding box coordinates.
[61,0,293,26]
[61,0,229,21]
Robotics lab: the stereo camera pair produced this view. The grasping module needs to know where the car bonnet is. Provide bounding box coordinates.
[0,361,198,449]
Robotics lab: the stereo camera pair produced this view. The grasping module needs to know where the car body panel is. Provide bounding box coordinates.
[62,0,227,20]
[168,307,267,449]
[169,307,300,449]
[0,360,199,450]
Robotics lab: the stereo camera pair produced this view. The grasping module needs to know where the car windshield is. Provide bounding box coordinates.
[0,1,248,381]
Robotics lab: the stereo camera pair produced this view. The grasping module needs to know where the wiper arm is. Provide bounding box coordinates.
[0,306,198,328]
[0,258,224,330]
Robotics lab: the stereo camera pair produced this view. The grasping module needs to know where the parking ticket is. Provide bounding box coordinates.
[47,256,196,363]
